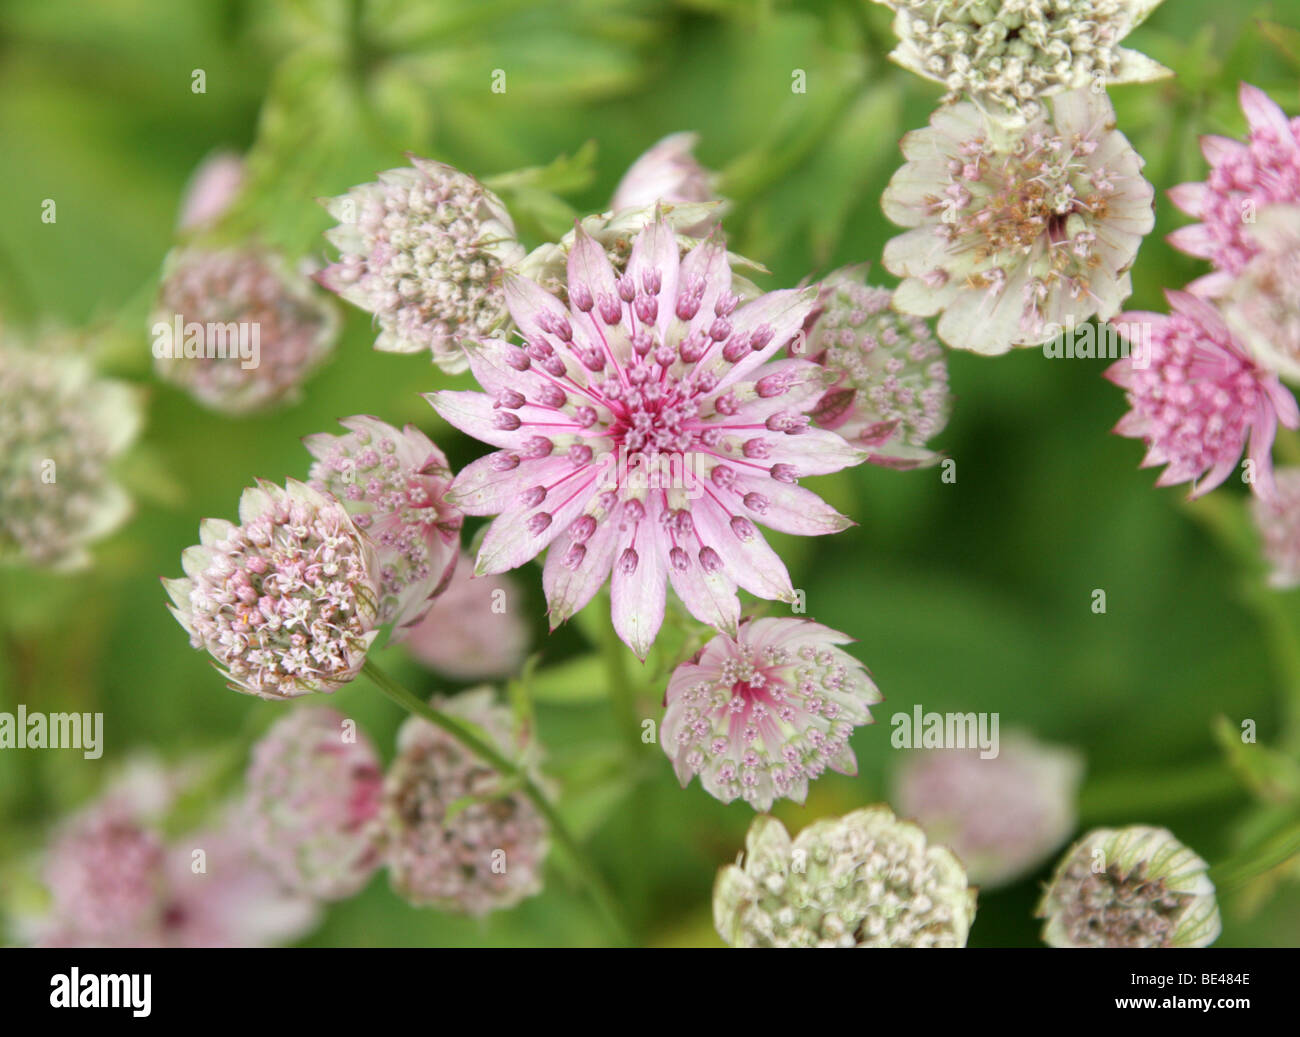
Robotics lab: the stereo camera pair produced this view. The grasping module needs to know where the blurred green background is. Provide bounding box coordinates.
[3,0,1300,947]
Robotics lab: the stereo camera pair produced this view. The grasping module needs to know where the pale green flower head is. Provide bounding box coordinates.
[873,0,1171,128]
[1037,825,1222,948]
[714,806,977,947]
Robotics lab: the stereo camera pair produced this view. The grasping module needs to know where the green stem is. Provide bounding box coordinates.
[600,622,642,755]
[362,660,634,945]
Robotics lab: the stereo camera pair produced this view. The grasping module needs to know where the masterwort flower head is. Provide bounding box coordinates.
[714,807,977,947]
[305,416,462,639]
[804,266,951,468]
[611,132,724,235]
[0,342,142,569]
[1168,84,1300,297]
[883,88,1155,354]
[164,479,383,699]
[245,707,385,900]
[1104,290,1299,499]
[152,246,339,415]
[1251,466,1300,588]
[662,618,881,810]
[431,218,864,658]
[318,156,524,373]
[404,555,530,679]
[873,0,1170,128]
[1221,204,1300,383]
[1037,825,1221,948]
[382,688,548,915]
[893,731,1083,888]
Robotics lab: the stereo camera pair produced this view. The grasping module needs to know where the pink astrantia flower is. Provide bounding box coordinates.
[305,416,461,639]
[164,480,383,699]
[882,89,1155,354]
[1221,204,1300,383]
[804,265,951,469]
[1104,291,1299,499]
[245,707,385,900]
[1168,84,1300,297]
[405,554,530,679]
[661,618,882,810]
[611,132,723,235]
[1251,467,1300,589]
[429,218,863,657]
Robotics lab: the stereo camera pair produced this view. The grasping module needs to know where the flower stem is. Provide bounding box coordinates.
[361,660,634,945]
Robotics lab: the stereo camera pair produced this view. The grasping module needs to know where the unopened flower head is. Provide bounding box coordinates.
[611,132,724,235]
[177,150,244,230]
[804,266,951,468]
[714,807,977,947]
[318,157,524,373]
[305,416,462,639]
[873,0,1170,127]
[661,617,881,810]
[404,555,530,679]
[164,479,383,700]
[893,731,1083,888]
[1251,466,1300,589]
[245,707,385,900]
[1221,204,1300,383]
[1168,84,1300,296]
[431,218,864,658]
[382,688,548,915]
[1104,290,1299,499]
[1037,825,1221,948]
[152,246,338,414]
[0,343,141,569]
[883,89,1155,354]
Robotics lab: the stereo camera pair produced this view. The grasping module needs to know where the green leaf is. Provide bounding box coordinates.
[528,653,609,705]
[1214,715,1300,804]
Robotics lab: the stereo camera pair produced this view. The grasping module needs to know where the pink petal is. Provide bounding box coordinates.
[610,499,668,658]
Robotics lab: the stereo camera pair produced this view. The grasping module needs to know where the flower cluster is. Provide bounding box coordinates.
[305,416,462,638]
[1037,826,1221,948]
[661,618,881,810]
[611,132,723,235]
[165,480,382,699]
[714,807,977,947]
[1251,466,1300,589]
[404,556,530,679]
[0,342,141,569]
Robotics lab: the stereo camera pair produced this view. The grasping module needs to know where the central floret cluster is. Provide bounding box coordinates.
[433,218,866,656]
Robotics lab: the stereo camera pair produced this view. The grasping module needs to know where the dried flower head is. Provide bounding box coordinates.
[152,246,338,414]
[873,0,1170,127]
[893,732,1083,888]
[404,555,530,679]
[714,807,977,947]
[0,343,141,569]
[1251,466,1300,588]
[305,416,462,638]
[431,218,864,658]
[1105,291,1299,499]
[883,88,1155,354]
[611,132,724,234]
[164,479,383,699]
[1221,204,1300,384]
[382,688,548,915]
[245,707,385,900]
[318,156,524,372]
[804,266,951,468]
[1037,825,1221,948]
[1168,84,1300,297]
[662,618,881,810]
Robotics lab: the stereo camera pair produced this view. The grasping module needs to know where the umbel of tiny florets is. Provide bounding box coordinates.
[164,479,383,700]
[0,342,142,569]
[151,246,339,415]
[1168,83,1300,297]
[381,688,548,916]
[431,217,866,658]
[305,416,462,639]
[714,807,977,947]
[245,707,385,900]
[883,88,1155,355]
[1037,825,1221,948]
[873,0,1170,128]
[318,156,525,373]
[1221,204,1300,385]
[661,618,881,810]
[803,265,951,469]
